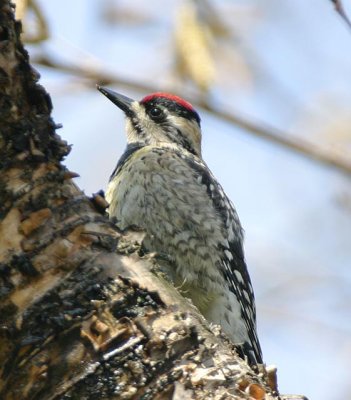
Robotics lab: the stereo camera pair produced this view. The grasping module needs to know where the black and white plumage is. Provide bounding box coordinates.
[97,86,263,365]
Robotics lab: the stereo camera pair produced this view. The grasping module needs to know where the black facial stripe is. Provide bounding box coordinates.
[109,142,144,180]
[130,115,148,139]
[148,106,165,121]
[174,128,197,156]
[143,98,201,125]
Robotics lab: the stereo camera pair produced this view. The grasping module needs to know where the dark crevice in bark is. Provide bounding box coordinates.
[0,2,307,399]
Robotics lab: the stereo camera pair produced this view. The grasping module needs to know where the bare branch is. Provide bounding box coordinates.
[0,2,307,399]
[33,53,351,177]
[202,103,351,176]
[330,0,351,30]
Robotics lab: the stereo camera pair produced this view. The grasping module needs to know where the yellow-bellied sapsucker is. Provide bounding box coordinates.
[97,86,263,365]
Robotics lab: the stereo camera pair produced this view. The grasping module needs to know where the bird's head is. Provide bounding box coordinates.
[97,86,202,157]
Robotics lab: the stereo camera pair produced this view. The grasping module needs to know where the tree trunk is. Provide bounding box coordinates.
[0,2,306,399]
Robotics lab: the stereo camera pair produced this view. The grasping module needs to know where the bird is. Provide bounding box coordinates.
[97,85,263,366]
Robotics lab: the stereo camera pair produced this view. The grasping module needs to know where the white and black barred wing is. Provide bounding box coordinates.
[184,156,263,365]
[108,145,262,365]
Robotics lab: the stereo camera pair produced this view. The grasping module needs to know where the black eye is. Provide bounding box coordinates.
[149,107,164,120]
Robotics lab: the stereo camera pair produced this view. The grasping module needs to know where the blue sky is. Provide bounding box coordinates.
[28,1,351,398]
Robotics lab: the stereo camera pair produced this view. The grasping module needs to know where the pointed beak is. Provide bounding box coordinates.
[97,85,134,115]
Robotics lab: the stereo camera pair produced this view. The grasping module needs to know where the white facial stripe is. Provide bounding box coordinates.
[166,114,201,155]
[125,102,202,156]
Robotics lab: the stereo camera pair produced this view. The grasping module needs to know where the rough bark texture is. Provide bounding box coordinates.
[0,2,306,399]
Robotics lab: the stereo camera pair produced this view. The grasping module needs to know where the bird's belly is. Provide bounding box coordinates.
[107,153,229,296]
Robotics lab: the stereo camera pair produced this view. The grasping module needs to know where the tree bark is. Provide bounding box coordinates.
[0,2,306,399]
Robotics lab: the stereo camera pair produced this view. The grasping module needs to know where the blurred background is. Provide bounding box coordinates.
[17,0,351,398]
